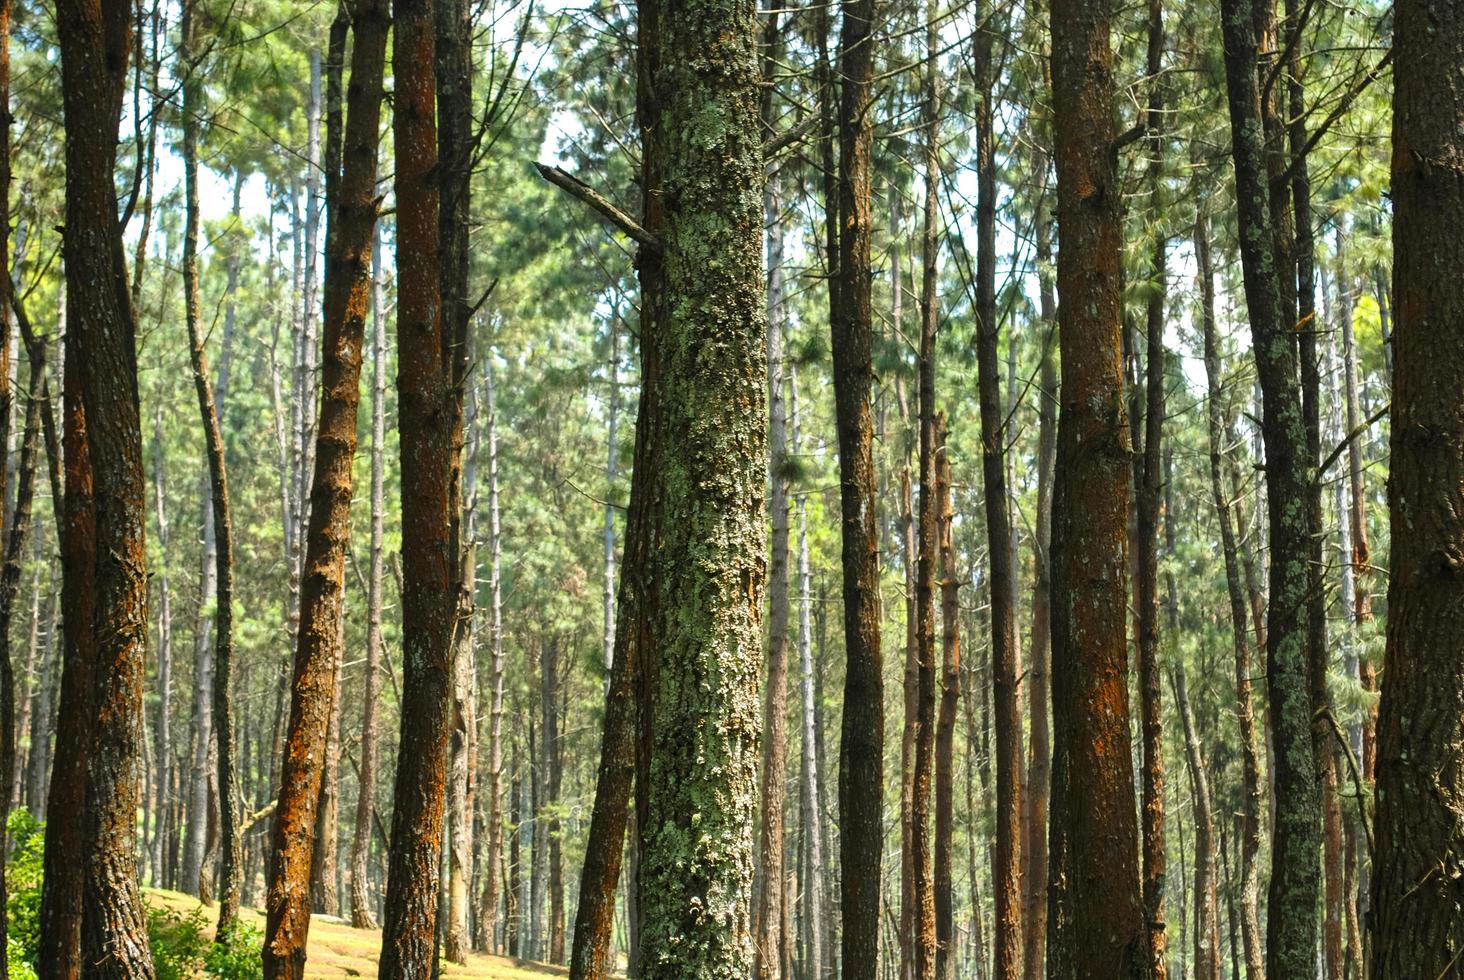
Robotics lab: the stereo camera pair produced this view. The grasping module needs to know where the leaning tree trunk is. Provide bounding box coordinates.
[1218,1,1322,973]
[262,0,388,973]
[180,0,242,929]
[1369,1,1464,973]
[632,0,766,974]
[1046,0,1145,975]
[54,0,155,973]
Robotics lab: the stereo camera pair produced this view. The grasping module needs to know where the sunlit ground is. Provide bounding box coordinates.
[146,889,570,979]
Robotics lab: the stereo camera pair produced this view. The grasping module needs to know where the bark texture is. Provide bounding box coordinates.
[263,1,388,972]
[1370,0,1464,972]
[1046,0,1144,975]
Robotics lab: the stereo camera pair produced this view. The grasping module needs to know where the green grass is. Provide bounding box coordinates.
[145,889,569,979]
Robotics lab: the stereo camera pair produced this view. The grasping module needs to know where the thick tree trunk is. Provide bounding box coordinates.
[632,0,765,974]
[1046,0,1145,975]
[350,232,388,931]
[1370,1,1464,972]
[1218,1,1322,973]
[377,0,464,970]
[262,0,388,972]
[53,1,154,973]
[1196,204,1265,980]
[830,0,884,969]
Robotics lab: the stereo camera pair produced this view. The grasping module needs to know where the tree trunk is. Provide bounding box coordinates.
[632,0,766,973]
[1172,663,1220,980]
[911,6,941,974]
[262,0,388,972]
[830,0,884,968]
[933,416,960,980]
[179,0,242,928]
[1046,0,1144,975]
[753,44,791,969]
[53,1,155,973]
[377,0,462,969]
[350,230,388,931]
[1135,6,1168,975]
[1022,154,1057,980]
[972,7,1020,975]
[1218,1,1322,973]
[1370,1,1464,972]
[1195,203,1265,980]
[480,357,510,953]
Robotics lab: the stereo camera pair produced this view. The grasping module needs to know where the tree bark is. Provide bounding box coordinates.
[632,0,766,973]
[1172,663,1220,980]
[53,0,155,972]
[972,7,1020,975]
[1218,1,1322,973]
[1046,0,1145,974]
[1369,0,1464,972]
[351,231,388,931]
[933,416,960,980]
[830,0,884,971]
[262,0,388,972]
[1196,203,1265,980]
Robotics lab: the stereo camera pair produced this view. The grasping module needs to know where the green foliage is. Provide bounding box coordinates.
[147,903,210,980]
[6,809,45,968]
[204,922,265,980]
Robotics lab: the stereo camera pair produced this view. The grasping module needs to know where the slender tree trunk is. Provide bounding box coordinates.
[53,1,154,973]
[262,0,388,972]
[481,358,510,954]
[1046,0,1144,975]
[1172,663,1220,980]
[754,59,791,972]
[351,231,388,931]
[1196,203,1265,980]
[971,7,1020,975]
[1135,6,1168,975]
[1370,2,1464,972]
[179,0,241,927]
[1022,156,1057,980]
[933,417,960,980]
[830,0,884,968]
[911,7,941,974]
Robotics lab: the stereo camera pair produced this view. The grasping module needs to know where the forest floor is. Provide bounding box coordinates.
[145,889,570,979]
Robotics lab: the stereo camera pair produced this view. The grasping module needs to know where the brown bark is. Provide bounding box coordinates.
[933,417,960,980]
[351,233,388,931]
[1369,0,1464,972]
[263,0,388,972]
[0,0,10,960]
[1046,0,1144,975]
[179,0,241,930]
[832,0,885,973]
[1135,5,1168,975]
[1173,663,1220,980]
[52,0,155,974]
[542,637,565,964]
[972,6,1020,974]
[1196,203,1265,980]
[377,0,460,969]
[911,6,941,975]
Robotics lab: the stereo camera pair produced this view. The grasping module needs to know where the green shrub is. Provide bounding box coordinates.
[147,903,210,980]
[6,808,45,968]
[204,922,264,980]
